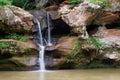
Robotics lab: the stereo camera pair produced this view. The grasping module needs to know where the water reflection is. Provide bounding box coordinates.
[0,69,120,80]
[40,72,45,80]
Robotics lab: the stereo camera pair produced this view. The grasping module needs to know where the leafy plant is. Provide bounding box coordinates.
[0,0,13,6]
[66,40,80,63]
[90,36,104,49]
[0,42,10,49]
[5,33,28,42]
[12,0,34,9]
[88,0,106,4]
[69,0,81,5]
[115,26,120,29]
[0,36,3,40]
[88,0,112,8]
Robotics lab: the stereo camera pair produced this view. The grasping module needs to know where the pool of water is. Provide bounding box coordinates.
[0,69,120,80]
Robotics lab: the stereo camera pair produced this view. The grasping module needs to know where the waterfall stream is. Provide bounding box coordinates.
[36,19,45,71]
[46,12,52,46]
[35,12,53,71]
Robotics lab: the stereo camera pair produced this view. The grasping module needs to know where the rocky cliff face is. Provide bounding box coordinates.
[0,6,38,70]
[0,6,34,34]
[44,0,120,69]
[0,0,120,70]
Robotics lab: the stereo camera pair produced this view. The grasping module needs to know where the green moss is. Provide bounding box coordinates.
[89,36,104,49]
[65,39,81,63]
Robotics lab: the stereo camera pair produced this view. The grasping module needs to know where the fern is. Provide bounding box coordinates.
[0,0,12,6]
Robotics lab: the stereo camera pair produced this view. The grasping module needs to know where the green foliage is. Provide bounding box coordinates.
[12,0,34,9]
[90,36,104,49]
[66,40,80,63]
[9,60,25,69]
[72,40,80,53]
[0,36,3,40]
[5,33,28,42]
[69,0,81,5]
[86,62,110,69]
[115,26,120,29]
[88,0,112,8]
[69,0,78,4]
[0,0,12,6]
[88,0,106,5]
[0,42,10,49]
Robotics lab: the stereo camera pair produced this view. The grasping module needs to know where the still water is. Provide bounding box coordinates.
[0,69,120,80]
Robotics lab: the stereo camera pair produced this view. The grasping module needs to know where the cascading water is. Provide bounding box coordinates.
[35,12,53,71]
[46,12,52,46]
[36,19,45,71]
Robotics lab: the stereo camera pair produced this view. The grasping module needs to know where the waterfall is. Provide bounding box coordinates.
[46,12,52,46]
[34,12,53,71]
[36,19,45,71]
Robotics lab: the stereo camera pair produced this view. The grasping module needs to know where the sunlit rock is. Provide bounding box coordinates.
[0,6,34,34]
[59,2,101,38]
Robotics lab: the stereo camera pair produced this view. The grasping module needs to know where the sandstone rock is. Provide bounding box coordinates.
[46,36,78,68]
[59,2,101,38]
[106,0,120,12]
[0,6,34,34]
[0,56,38,70]
[47,34,120,69]
[0,39,38,70]
[54,36,78,55]
[31,11,48,31]
[92,26,120,61]
[94,11,119,25]
[0,39,37,55]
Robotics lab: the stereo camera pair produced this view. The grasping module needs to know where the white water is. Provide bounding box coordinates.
[36,19,45,71]
[35,12,53,71]
[46,12,52,46]
[38,45,45,71]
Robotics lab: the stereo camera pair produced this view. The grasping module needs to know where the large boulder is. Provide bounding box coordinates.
[58,2,101,38]
[94,11,119,25]
[92,26,120,62]
[0,6,34,34]
[0,39,38,70]
[46,36,78,68]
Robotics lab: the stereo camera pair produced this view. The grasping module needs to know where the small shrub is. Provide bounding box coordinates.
[88,0,112,8]
[115,26,120,29]
[88,0,106,5]
[0,42,10,49]
[90,36,104,49]
[66,40,80,63]
[69,0,81,5]
[5,33,28,42]
[0,0,12,6]
[12,0,34,10]
[0,36,3,40]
